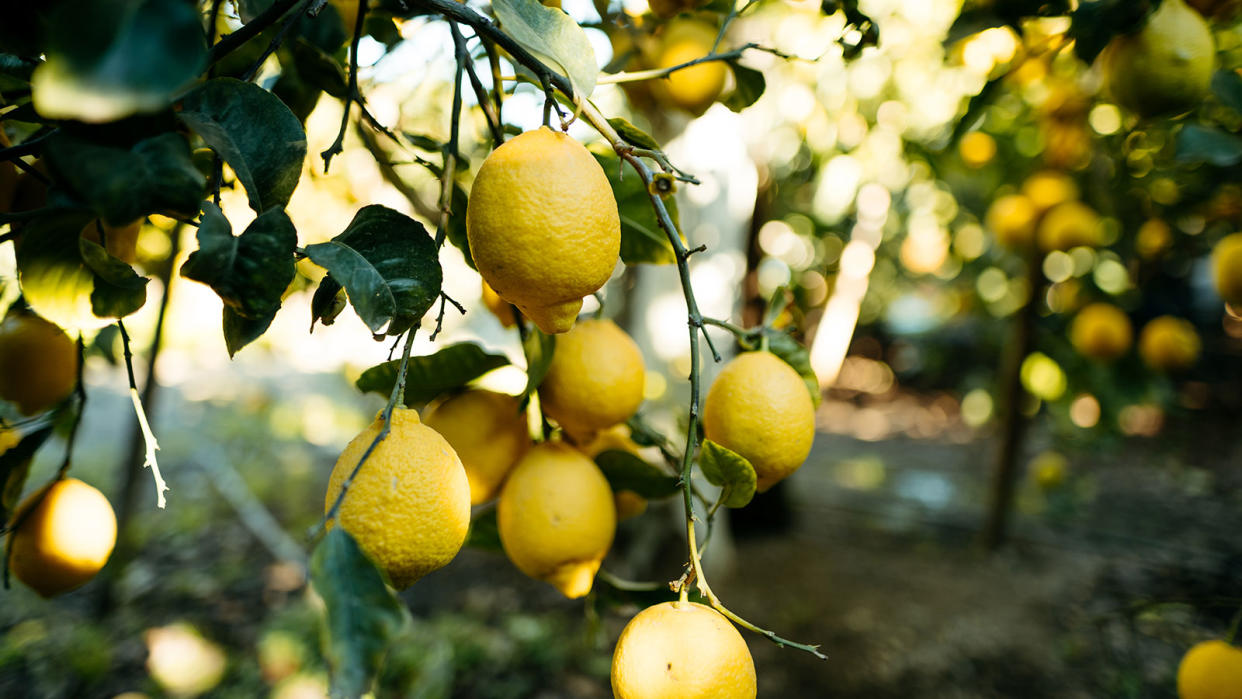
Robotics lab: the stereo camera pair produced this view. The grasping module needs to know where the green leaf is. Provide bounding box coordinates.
[522,329,556,398]
[177,78,308,213]
[594,450,680,499]
[79,238,148,320]
[591,147,680,265]
[45,130,205,225]
[304,205,442,336]
[445,184,473,270]
[288,38,348,98]
[222,306,279,358]
[0,425,53,528]
[310,528,410,699]
[310,277,347,328]
[31,0,206,123]
[1175,124,1242,167]
[355,342,510,406]
[1212,69,1242,114]
[491,0,597,100]
[463,509,502,551]
[763,330,821,406]
[1069,0,1154,65]
[607,118,661,150]
[723,61,766,113]
[181,203,297,319]
[698,439,756,508]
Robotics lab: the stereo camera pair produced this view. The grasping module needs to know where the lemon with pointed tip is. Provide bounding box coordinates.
[611,601,757,699]
[424,390,530,505]
[466,128,620,334]
[0,312,77,416]
[1102,0,1215,117]
[1139,316,1201,371]
[497,442,615,598]
[539,318,645,442]
[1177,640,1242,699]
[324,408,471,589]
[703,351,815,492]
[1070,303,1132,362]
[7,478,117,598]
[1212,233,1242,306]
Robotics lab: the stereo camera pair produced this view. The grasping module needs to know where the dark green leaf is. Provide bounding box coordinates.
[310,276,347,328]
[178,78,307,213]
[950,75,1003,145]
[304,205,441,336]
[80,238,148,320]
[1212,69,1242,114]
[723,61,765,113]
[591,147,679,265]
[763,330,821,406]
[355,342,511,406]
[1175,124,1242,167]
[522,329,556,398]
[223,307,279,358]
[288,38,349,98]
[698,439,756,508]
[464,509,502,551]
[310,528,410,699]
[607,118,661,150]
[594,450,679,499]
[31,0,206,123]
[0,425,53,528]
[445,184,473,270]
[1069,0,1156,65]
[491,0,597,99]
[0,54,38,82]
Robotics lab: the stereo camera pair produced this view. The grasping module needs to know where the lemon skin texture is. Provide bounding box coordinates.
[1139,316,1201,371]
[703,351,816,492]
[1177,640,1242,699]
[0,313,77,416]
[1103,0,1215,117]
[466,128,621,334]
[497,442,616,598]
[1213,233,1242,306]
[539,319,645,442]
[8,478,117,598]
[985,194,1038,249]
[424,390,530,505]
[611,601,756,699]
[1070,303,1133,362]
[324,408,471,589]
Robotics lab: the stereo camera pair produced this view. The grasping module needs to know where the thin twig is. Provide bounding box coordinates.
[240,0,315,82]
[451,23,504,148]
[436,22,466,250]
[321,0,370,172]
[118,320,168,508]
[598,44,758,85]
[207,0,304,66]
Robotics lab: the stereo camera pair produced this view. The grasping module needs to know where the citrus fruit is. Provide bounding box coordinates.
[985,194,1038,249]
[1139,315,1201,371]
[1037,200,1101,251]
[959,131,997,168]
[7,478,117,598]
[0,312,77,415]
[1136,219,1173,260]
[497,442,615,598]
[577,424,649,520]
[1069,302,1133,362]
[539,318,645,442]
[1101,0,1215,117]
[702,350,816,492]
[1212,233,1242,306]
[653,20,727,115]
[323,408,471,589]
[80,218,142,266]
[423,389,530,505]
[480,278,516,328]
[611,601,756,699]
[1021,170,1079,213]
[1177,640,1242,699]
[465,127,620,334]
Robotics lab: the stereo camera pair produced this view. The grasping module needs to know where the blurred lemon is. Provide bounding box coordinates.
[1029,451,1068,491]
[1139,316,1201,371]
[1021,171,1079,213]
[985,194,1038,249]
[1177,639,1242,699]
[1070,302,1133,362]
[1135,219,1173,260]
[540,318,645,442]
[959,132,997,168]
[145,623,227,697]
[480,278,516,328]
[1038,201,1101,251]
[424,390,530,505]
[1102,0,1215,117]
[0,312,77,416]
[577,424,649,520]
[1211,233,1242,306]
[8,478,116,598]
[653,20,727,115]
[611,601,756,699]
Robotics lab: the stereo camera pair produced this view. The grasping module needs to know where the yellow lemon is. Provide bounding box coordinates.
[466,128,620,334]
[0,313,77,416]
[702,351,815,492]
[480,278,516,328]
[1177,640,1242,699]
[611,601,756,699]
[1212,233,1242,306]
[654,20,727,115]
[7,478,117,598]
[959,131,997,168]
[576,424,649,520]
[423,390,530,505]
[985,194,1038,249]
[324,408,471,589]
[1139,316,1201,371]
[1022,170,1079,213]
[1037,201,1101,251]
[1070,303,1133,362]
[497,442,615,598]
[1102,0,1215,117]
[1136,219,1174,260]
[539,318,645,442]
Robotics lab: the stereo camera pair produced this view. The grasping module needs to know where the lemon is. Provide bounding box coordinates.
[324,408,471,589]
[497,442,615,598]
[80,218,142,266]
[1022,171,1079,213]
[1070,303,1133,362]
[423,389,530,505]
[0,313,77,416]
[1037,201,1101,251]
[7,478,117,598]
[1102,0,1215,117]
[1212,233,1242,306]
[1136,219,1174,260]
[1139,315,1201,371]
[1177,640,1242,699]
[611,601,756,699]
[702,351,815,492]
[959,131,997,168]
[577,424,649,520]
[480,278,516,328]
[654,20,727,115]
[539,318,645,442]
[466,128,620,334]
[985,194,1038,249]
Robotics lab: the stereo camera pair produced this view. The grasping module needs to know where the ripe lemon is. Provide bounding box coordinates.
[466,128,620,334]
[985,194,1038,249]
[1136,219,1174,260]
[1070,303,1133,362]
[7,478,117,598]
[611,601,756,699]
[1037,201,1101,251]
[1177,640,1242,699]
[1139,316,1201,371]
[653,20,727,115]
[1212,233,1242,306]
[323,408,471,589]
[423,389,530,505]
[702,351,815,492]
[959,131,997,168]
[539,318,645,442]
[0,313,77,416]
[577,424,649,520]
[480,278,516,328]
[1022,171,1079,213]
[1102,0,1215,117]
[497,442,615,598]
